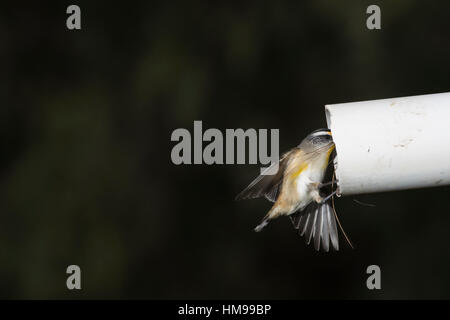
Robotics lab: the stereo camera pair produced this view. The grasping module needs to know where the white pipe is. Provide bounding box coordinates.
[325,92,450,196]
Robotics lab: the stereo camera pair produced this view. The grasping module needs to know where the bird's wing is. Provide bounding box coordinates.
[235,148,300,202]
[235,142,334,202]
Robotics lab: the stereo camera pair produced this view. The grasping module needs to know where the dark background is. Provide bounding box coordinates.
[1,1,449,299]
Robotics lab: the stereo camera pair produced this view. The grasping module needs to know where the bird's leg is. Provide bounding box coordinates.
[309,182,324,203]
[318,180,339,188]
[320,190,338,203]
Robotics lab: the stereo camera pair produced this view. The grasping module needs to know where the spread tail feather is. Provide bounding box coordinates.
[290,201,339,252]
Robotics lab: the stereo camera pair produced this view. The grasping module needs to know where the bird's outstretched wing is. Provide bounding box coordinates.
[235,148,299,202]
[290,201,339,252]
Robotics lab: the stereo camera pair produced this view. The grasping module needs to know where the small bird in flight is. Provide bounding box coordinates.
[236,128,341,252]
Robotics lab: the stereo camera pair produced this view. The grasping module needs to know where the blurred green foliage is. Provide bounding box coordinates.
[0,1,450,298]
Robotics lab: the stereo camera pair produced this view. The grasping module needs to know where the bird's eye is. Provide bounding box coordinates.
[312,135,332,144]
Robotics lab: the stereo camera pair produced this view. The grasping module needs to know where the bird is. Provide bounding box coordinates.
[235,128,340,251]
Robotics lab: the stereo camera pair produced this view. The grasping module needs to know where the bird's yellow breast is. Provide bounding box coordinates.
[289,162,309,180]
